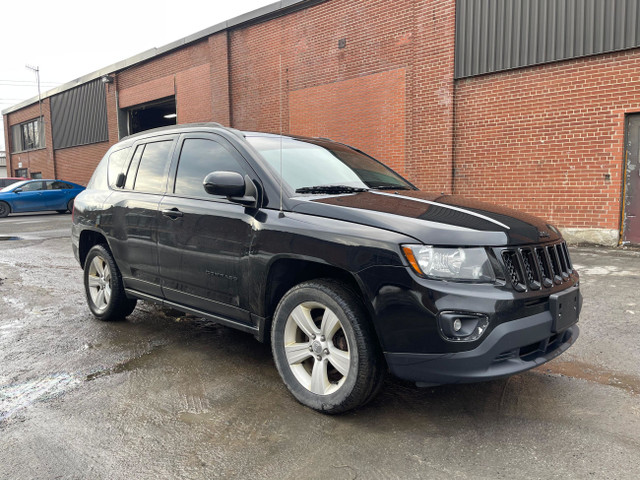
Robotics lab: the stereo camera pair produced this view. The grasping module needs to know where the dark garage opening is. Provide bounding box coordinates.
[127,97,177,135]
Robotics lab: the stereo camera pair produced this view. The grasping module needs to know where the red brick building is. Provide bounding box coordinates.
[3,0,640,245]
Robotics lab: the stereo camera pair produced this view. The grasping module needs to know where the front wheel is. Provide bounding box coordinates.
[84,244,137,321]
[271,280,384,414]
[0,201,10,218]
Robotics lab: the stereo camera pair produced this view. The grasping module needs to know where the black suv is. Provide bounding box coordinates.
[72,123,581,413]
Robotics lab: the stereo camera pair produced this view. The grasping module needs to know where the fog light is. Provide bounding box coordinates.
[438,311,490,342]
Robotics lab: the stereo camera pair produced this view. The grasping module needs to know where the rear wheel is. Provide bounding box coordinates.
[67,198,74,213]
[0,201,10,218]
[271,279,384,414]
[84,244,137,321]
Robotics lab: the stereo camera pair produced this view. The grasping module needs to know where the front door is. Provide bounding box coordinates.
[11,181,46,212]
[157,134,257,324]
[624,115,640,245]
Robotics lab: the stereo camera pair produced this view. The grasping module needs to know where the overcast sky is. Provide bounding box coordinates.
[0,0,276,151]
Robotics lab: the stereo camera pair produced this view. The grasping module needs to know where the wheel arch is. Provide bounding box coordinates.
[0,200,12,215]
[262,257,378,338]
[78,229,110,268]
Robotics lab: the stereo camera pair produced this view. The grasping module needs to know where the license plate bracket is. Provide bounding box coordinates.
[550,286,581,333]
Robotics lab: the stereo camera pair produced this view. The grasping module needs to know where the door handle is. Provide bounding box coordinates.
[162,208,183,218]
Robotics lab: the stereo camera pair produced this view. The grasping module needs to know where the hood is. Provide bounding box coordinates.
[290,190,562,246]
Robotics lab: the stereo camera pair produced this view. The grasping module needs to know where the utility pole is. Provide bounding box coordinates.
[25,65,43,128]
[25,64,56,178]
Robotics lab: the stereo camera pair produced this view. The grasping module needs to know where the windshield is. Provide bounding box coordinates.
[0,180,30,193]
[246,136,414,193]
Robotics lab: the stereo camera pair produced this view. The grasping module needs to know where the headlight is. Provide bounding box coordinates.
[401,245,496,282]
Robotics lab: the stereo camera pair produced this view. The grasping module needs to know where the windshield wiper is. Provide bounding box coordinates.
[295,185,369,194]
[370,185,412,191]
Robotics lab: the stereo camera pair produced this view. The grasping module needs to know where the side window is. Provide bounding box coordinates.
[174,139,246,198]
[108,148,131,187]
[132,141,173,194]
[48,181,71,190]
[21,181,44,192]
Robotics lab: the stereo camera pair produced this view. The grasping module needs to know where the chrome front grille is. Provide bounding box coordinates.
[501,241,574,292]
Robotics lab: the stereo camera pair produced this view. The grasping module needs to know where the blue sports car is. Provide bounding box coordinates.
[0,179,85,218]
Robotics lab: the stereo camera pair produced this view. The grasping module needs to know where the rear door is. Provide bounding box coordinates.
[107,136,176,297]
[157,133,258,323]
[43,181,71,210]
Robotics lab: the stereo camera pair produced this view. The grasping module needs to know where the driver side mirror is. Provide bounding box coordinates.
[13,188,22,193]
[203,171,258,207]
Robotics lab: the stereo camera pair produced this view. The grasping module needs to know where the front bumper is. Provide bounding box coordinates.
[385,311,579,386]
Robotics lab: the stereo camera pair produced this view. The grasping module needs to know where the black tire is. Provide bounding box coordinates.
[0,201,10,218]
[83,244,137,321]
[67,198,75,213]
[271,279,384,414]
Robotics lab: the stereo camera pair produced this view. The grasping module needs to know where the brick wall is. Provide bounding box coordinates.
[209,33,231,125]
[289,68,407,174]
[117,40,210,90]
[119,75,175,109]
[6,100,56,178]
[229,0,423,172]
[176,64,213,124]
[409,0,457,194]
[54,143,110,185]
[454,49,640,231]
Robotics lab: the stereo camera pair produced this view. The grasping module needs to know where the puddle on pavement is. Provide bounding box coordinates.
[537,361,640,395]
[0,373,80,421]
[85,343,165,381]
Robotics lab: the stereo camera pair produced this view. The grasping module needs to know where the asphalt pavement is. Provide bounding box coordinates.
[1,212,639,479]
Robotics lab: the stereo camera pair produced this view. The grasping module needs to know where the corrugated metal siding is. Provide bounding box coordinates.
[455,0,640,78]
[50,80,109,150]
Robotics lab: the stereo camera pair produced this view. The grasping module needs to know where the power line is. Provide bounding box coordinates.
[0,79,63,84]
[0,83,62,88]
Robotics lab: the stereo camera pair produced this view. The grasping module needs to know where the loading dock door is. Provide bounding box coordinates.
[127,97,177,135]
[623,114,640,244]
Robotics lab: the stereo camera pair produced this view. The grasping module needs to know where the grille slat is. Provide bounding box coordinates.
[535,247,553,288]
[521,248,541,290]
[547,246,563,284]
[502,251,526,291]
[502,241,573,292]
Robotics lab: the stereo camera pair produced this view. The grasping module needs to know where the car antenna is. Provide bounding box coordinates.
[278,54,285,218]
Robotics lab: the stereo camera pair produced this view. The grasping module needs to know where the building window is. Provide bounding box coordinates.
[10,118,45,153]
[15,168,28,177]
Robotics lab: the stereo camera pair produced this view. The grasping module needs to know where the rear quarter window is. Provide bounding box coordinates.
[107,147,132,188]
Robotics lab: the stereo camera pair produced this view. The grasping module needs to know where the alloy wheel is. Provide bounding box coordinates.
[283,301,351,395]
[87,255,112,312]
